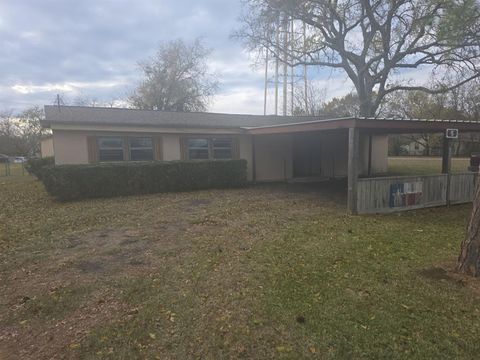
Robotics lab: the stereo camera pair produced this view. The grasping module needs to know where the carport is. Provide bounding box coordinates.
[244,117,480,214]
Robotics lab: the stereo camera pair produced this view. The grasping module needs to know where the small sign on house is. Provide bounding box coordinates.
[446,129,459,139]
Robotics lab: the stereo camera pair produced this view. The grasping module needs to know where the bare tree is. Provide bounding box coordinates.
[73,95,99,107]
[383,89,465,155]
[0,110,18,155]
[0,106,47,157]
[292,83,326,115]
[129,39,219,112]
[235,0,480,116]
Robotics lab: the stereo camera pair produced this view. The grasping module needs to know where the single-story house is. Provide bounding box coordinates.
[41,105,480,214]
[41,105,389,182]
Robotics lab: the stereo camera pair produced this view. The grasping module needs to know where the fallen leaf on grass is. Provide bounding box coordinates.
[276,346,292,353]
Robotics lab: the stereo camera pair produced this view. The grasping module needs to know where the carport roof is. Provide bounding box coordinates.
[243,117,480,134]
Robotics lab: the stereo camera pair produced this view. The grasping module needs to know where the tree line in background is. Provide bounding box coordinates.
[0,106,48,157]
[291,77,480,157]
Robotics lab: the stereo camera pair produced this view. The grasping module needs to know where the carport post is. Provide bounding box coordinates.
[442,132,453,206]
[348,127,360,214]
[442,133,452,174]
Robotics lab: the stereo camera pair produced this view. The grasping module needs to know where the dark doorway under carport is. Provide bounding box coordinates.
[292,133,322,179]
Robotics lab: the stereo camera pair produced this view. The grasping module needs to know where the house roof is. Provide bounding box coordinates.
[43,105,480,134]
[43,105,333,129]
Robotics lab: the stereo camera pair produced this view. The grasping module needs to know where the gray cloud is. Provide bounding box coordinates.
[0,0,272,113]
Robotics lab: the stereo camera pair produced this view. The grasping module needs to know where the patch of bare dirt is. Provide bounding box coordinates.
[1,221,195,359]
[1,183,347,359]
[419,263,480,297]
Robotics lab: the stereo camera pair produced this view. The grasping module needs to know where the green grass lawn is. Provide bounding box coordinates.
[1,173,479,359]
[388,156,470,175]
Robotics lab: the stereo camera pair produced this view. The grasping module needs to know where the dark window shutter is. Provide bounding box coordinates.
[180,137,187,160]
[87,136,98,163]
[233,137,240,159]
[153,137,163,161]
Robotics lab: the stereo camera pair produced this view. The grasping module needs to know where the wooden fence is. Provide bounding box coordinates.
[357,172,477,214]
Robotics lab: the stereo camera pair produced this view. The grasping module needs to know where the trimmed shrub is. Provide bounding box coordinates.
[26,157,55,180]
[40,160,247,201]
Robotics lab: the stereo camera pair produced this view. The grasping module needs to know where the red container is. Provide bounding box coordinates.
[471,153,480,167]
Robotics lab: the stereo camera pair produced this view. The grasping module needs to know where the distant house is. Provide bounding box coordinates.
[401,141,425,156]
[41,106,390,182]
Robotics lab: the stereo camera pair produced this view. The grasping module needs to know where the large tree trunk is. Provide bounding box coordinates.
[457,173,480,276]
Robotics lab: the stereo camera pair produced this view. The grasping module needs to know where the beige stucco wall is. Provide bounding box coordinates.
[359,133,388,175]
[162,134,182,161]
[50,127,387,181]
[53,131,89,165]
[40,137,54,158]
[50,129,255,181]
[239,135,254,181]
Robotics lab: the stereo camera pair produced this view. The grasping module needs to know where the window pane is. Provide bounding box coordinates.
[130,149,154,161]
[212,138,232,148]
[130,137,152,148]
[99,149,124,161]
[99,137,123,148]
[212,138,232,160]
[213,149,232,159]
[189,149,209,159]
[188,139,208,148]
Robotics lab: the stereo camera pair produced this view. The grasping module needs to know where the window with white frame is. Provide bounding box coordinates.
[129,137,153,161]
[187,138,233,160]
[212,138,232,159]
[98,137,124,161]
[187,138,210,160]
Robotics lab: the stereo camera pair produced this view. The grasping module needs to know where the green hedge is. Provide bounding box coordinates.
[26,157,55,180]
[40,160,247,201]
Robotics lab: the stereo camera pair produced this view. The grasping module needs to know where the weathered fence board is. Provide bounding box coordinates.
[357,173,477,214]
[449,173,478,205]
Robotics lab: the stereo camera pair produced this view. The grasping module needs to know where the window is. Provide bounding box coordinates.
[212,138,232,159]
[187,138,233,160]
[188,138,210,159]
[130,137,153,161]
[98,137,124,161]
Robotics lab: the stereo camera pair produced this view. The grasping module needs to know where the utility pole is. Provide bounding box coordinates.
[274,19,280,116]
[282,16,288,116]
[290,19,294,115]
[263,47,269,116]
[303,22,308,114]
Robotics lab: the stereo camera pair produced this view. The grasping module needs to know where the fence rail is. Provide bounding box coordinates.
[357,172,477,214]
[1,162,27,177]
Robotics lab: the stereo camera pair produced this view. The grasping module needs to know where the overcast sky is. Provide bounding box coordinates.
[0,0,356,115]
